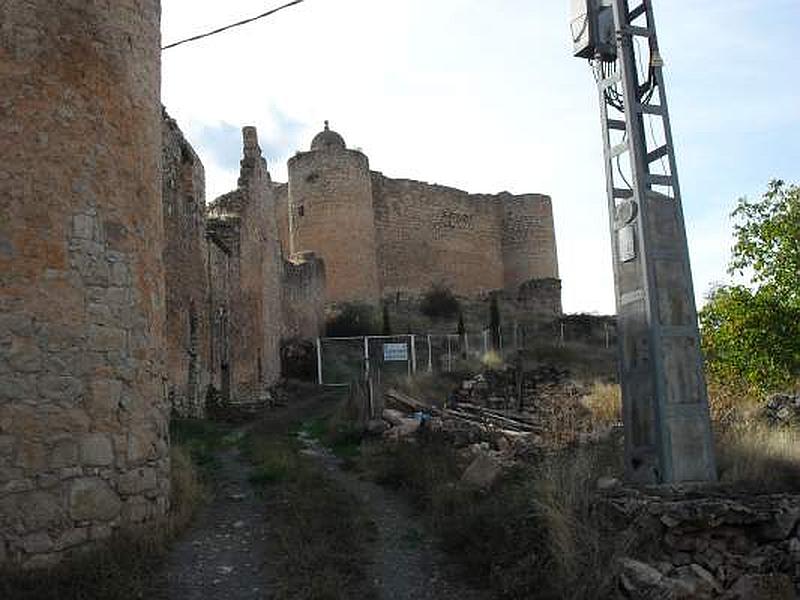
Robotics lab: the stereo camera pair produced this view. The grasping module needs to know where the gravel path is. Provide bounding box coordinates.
[299,434,490,600]
[161,440,270,600]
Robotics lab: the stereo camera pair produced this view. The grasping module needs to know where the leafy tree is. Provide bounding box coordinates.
[420,284,460,319]
[700,285,800,391]
[489,294,501,351]
[700,180,800,392]
[729,180,799,304]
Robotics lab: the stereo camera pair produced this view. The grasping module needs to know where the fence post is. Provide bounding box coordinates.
[560,323,565,346]
[427,334,433,372]
[483,330,488,355]
[410,334,417,374]
[364,336,370,382]
[316,337,323,385]
[605,322,610,349]
[465,332,470,356]
[446,335,452,372]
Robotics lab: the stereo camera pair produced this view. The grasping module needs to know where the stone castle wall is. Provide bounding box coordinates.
[288,148,381,304]
[0,0,169,567]
[284,127,561,312]
[162,112,211,419]
[282,252,326,340]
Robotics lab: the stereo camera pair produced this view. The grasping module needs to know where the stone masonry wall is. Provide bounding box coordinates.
[288,148,381,304]
[209,128,284,400]
[282,252,326,340]
[162,111,211,419]
[0,0,169,567]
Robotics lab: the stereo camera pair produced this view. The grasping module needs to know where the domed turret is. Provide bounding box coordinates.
[310,120,346,152]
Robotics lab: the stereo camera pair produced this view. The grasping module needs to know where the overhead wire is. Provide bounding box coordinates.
[162,0,305,51]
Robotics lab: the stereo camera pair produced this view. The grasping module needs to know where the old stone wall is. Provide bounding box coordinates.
[284,125,561,311]
[272,182,290,258]
[0,0,169,567]
[209,128,285,401]
[162,112,211,418]
[288,147,381,304]
[282,252,326,340]
[371,175,507,297]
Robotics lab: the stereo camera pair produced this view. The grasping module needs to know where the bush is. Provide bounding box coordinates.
[325,303,379,337]
[420,285,460,319]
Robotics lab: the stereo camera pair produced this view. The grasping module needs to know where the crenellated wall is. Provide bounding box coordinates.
[0,0,169,568]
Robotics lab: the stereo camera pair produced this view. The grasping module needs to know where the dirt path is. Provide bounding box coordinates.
[161,433,270,600]
[299,433,490,600]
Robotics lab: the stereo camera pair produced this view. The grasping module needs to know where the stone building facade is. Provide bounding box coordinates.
[162,119,326,418]
[0,0,170,568]
[280,123,561,315]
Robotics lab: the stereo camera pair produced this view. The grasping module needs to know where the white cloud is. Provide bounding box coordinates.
[161,0,800,315]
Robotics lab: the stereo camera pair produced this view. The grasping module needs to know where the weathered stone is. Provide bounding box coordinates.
[6,337,42,373]
[725,574,796,600]
[21,532,54,554]
[18,491,65,530]
[461,453,503,489]
[118,468,157,495]
[50,438,79,469]
[69,478,121,522]
[80,434,114,467]
[758,504,800,541]
[56,527,89,551]
[39,375,84,401]
[619,558,664,592]
[88,325,127,352]
[122,497,150,523]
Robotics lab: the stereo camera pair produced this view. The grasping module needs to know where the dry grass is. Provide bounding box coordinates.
[358,437,623,599]
[581,381,622,427]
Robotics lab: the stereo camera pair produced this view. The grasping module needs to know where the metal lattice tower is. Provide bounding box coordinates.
[572,0,717,483]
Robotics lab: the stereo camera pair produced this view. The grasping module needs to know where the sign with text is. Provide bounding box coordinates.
[383,343,409,362]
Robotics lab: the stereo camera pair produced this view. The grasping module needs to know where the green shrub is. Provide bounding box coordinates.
[420,285,460,319]
[325,303,379,337]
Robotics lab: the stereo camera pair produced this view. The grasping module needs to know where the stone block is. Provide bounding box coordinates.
[80,434,114,466]
[122,496,150,523]
[88,325,127,352]
[0,435,15,460]
[21,532,54,554]
[0,375,37,401]
[56,527,88,551]
[460,453,503,489]
[6,336,41,373]
[50,437,79,469]
[72,214,96,240]
[127,432,154,465]
[14,441,47,471]
[39,375,84,401]
[118,468,156,495]
[69,478,121,522]
[18,491,65,530]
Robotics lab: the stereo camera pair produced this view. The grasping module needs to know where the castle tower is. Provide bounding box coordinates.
[288,122,381,304]
[0,1,168,567]
[501,194,560,291]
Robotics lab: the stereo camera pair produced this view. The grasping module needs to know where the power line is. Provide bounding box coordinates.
[162,0,305,51]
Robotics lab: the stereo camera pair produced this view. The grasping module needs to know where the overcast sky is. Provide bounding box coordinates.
[161,0,800,315]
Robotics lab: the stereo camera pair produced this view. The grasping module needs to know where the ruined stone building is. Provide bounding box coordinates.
[273,123,562,318]
[162,117,326,420]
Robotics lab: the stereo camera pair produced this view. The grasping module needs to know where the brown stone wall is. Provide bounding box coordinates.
[206,222,234,401]
[209,128,284,400]
[288,149,381,304]
[273,182,290,258]
[501,194,559,291]
[162,112,210,418]
[0,0,169,567]
[282,252,326,340]
[371,175,509,296]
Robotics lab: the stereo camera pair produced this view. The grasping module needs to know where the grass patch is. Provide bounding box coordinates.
[357,437,623,599]
[170,418,233,476]
[243,426,377,599]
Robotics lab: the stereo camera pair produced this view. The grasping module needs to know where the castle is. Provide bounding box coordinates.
[0,1,560,568]
[272,122,562,309]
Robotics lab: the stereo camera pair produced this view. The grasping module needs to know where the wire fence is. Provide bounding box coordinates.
[315,319,617,386]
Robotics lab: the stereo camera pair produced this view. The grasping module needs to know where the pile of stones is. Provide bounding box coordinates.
[763,393,800,427]
[598,488,800,599]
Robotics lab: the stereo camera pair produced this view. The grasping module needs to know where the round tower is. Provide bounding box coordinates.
[0,0,168,567]
[501,194,560,290]
[288,122,381,305]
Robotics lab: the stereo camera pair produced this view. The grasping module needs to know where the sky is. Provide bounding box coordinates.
[161,0,800,315]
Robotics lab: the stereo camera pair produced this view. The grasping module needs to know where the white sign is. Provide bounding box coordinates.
[383,343,409,362]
